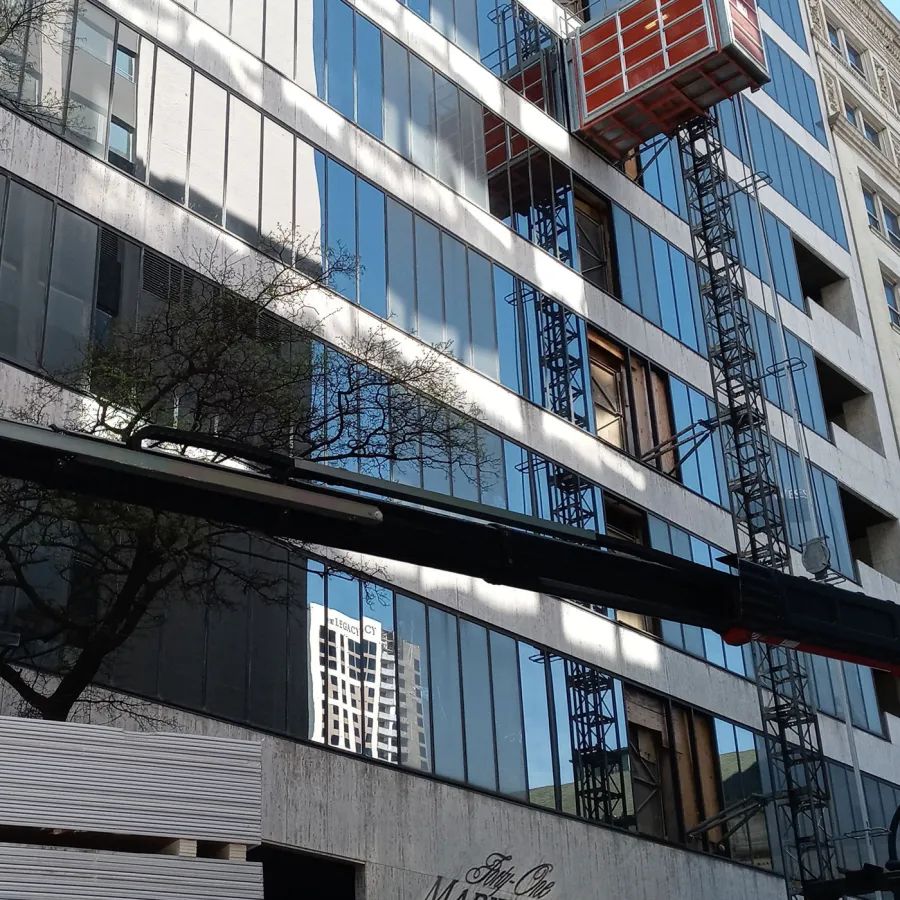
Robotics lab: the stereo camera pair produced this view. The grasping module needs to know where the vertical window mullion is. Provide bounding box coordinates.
[455,613,469,783]
[37,200,60,368]
[60,0,81,132]
[486,627,501,792]
[103,17,120,159]
[544,653,562,811]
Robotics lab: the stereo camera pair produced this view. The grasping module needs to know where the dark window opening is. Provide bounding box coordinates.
[587,330,674,471]
[574,181,614,293]
[793,238,858,332]
[604,496,659,634]
[839,485,892,576]
[814,356,883,454]
[623,687,712,843]
[873,670,900,719]
[250,846,358,900]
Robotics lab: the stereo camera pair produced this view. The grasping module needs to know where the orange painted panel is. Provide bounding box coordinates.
[621,19,659,51]
[624,34,662,68]
[664,8,706,44]
[619,0,658,30]
[661,0,704,21]
[628,54,667,88]
[583,57,625,94]
[580,18,617,53]
[666,30,709,64]
[585,76,625,114]
[581,35,622,71]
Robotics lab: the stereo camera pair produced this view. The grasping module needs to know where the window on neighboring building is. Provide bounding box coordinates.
[862,186,900,248]
[884,274,900,327]
[827,20,868,79]
[846,39,866,76]
[842,94,884,151]
[886,206,900,248]
[864,188,880,230]
[864,119,882,149]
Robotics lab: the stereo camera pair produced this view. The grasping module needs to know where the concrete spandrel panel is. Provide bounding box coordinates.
[0,845,263,900]
[0,715,261,844]
[262,734,786,900]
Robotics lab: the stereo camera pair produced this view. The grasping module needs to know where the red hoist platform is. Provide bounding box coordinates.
[570,0,768,158]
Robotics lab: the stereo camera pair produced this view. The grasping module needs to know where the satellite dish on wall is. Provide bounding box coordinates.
[802,537,831,578]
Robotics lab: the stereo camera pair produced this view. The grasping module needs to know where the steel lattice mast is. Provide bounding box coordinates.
[678,110,835,895]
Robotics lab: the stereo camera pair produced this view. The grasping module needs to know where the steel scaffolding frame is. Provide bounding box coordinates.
[677,111,835,896]
[564,659,629,825]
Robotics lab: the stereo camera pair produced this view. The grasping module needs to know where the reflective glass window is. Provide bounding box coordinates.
[396,594,432,771]
[362,583,397,762]
[428,607,465,781]
[468,250,498,379]
[188,74,227,224]
[460,620,497,790]
[326,159,358,300]
[550,656,575,813]
[0,182,53,367]
[410,55,437,175]
[490,630,526,799]
[383,36,410,158]
[356,16,383,139]
[326,0,354,120]
[518,642,554,808]
[414,215,443,346]
[442,232,470,363]
[65,3,114,158]
[357,179,387,317]
[43,206,97,375]
[435,73,463,194]
[258,119,294,263]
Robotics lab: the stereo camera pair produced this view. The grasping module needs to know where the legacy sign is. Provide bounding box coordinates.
[424,852,556,900]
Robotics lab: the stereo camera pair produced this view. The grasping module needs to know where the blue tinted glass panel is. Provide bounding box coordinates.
[428,608,465,780]
[550,656,575,813]
[632,220,660,325]
[356,16,383,139]
[313,0,325,100]
[478,428,506,508]
[414,216,443,346]
[326,0,354,120]
[758,0,807,50]
[493,265,522,393]
[490,631,527,799]
[503,440,532,517]
[443,232,471,364]
[469,251,498,378]
[357,180,386,317]
[326,159,357,300]
[408,0,430,22]
[383,36,410,158]
[396,595,432,771]
[613,205,640,313]
[460,620,497,790]
[653,234,679,338]
[518,642,555,808]
[386,198,415,333]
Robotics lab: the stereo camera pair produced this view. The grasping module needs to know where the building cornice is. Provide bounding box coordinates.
[809,0,900,93]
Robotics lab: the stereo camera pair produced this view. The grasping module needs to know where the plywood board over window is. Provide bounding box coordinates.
[587,328,675,473]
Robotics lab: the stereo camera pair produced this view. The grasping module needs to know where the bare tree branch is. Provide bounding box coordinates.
[0,228,489,720]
